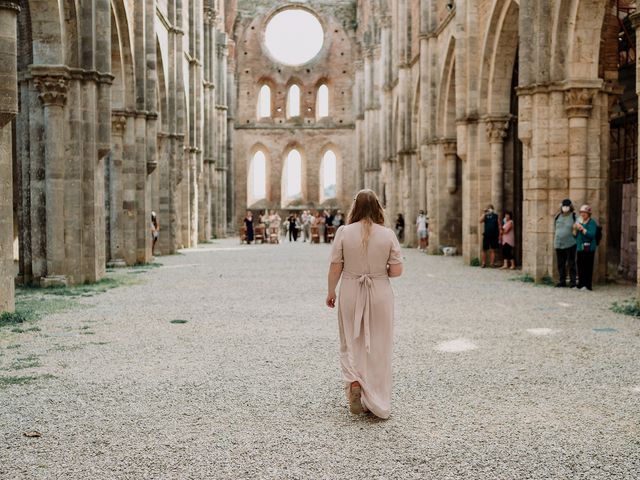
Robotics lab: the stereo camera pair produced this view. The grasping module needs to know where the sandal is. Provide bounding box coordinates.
[348,381,364,414]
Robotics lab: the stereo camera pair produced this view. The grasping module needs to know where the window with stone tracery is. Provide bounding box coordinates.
[321,150,337,200]
[248,151,267,205]
[287,84,301,118]
[317,84,329,118]
[258,85,271,118]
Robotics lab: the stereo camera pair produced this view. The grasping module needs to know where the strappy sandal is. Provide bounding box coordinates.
[349,381,364,414]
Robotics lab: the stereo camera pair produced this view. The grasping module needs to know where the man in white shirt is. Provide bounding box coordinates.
[416,210,429,251]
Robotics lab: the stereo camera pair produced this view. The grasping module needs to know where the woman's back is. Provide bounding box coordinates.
[338,222,400,275]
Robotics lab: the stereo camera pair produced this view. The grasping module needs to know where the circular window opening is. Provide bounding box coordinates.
[264,9,324,66]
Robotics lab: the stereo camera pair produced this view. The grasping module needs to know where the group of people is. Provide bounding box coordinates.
[554,199,600,291]
[242,209,345,244]
[394,210,431,252]
[479,205,516,269]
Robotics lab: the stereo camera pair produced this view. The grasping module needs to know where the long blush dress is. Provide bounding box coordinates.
[330,222,403,418]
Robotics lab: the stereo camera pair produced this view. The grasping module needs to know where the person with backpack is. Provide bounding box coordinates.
[573,204,599,291]
[479,204,500,268]
[554,199,577,288]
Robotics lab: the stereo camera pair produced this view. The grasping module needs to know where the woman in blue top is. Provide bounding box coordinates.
[573,204,597,290]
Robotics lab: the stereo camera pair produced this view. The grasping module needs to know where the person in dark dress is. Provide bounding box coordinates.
[244,211,254,244]
[395,213,405,243]
[288,214,299,242]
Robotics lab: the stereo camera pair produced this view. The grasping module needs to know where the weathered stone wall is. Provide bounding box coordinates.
[353,0,635,289]
[233,1,357,223]
[1,0,236,313]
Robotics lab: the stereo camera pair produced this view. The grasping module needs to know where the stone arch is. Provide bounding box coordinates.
[285,78,303,118]
[256,76,275,119]
[156,37,168,132]
[319,144,340,203]
[24,0,65,65]
[280,143,306,207]
[248,144,271,207]
[478,0,519,116]
[110,0,135,110]
[552,0,609,81]
[437,36,456,138]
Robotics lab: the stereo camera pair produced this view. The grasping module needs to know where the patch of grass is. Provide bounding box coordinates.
[0,373,54,388]
[80,331,95,335]
[0,375,37,387]
[89,341,109,346]
[511,274,535,283]
[0,310,30,328]
[51,344,83,352]
[541,275,555,287]
[11,326,41,334]
[132,262,162,269]
[170,319,188,324]
[470,257,481,267]
[45,277,126,297]
[9,354,41,370]
[611,300,640,317]
[6,344,20,349]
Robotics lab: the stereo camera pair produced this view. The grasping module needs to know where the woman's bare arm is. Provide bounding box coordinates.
[326,263,343,308]
[388,263,403,278]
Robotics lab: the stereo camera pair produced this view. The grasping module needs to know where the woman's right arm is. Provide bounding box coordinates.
[326,263,343,308]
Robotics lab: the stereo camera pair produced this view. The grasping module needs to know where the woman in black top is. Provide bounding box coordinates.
[244,211,254,244]
[395,213,405,243]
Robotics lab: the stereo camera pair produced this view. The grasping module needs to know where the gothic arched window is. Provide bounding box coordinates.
[248,150,267,204]
[321,150,337,200]
[287,84,301,118]
[317,84,329,118]
[258,85,271,118]
[285,149,302,199]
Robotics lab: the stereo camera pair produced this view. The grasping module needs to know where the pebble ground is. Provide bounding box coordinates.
[1,238,639,479]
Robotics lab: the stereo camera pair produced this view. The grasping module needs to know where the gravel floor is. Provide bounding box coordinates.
[1,238,639,479]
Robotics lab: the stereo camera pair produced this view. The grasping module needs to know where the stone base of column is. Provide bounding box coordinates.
[106,259,127,268]
[41,275,69,288]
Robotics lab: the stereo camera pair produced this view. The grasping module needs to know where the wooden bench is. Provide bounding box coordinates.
[311,226,320,244]
[327,226,336,243]
[269,226,280,244]
[254,225,265,244]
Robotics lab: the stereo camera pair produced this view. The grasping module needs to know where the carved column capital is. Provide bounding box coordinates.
[485,118,509,143]
[34,76,68,107]
[442,140,457,156]
[564,88,597,118]
[204,6,217,25]
[629,12,640,31]
[111,112,127,135]
[0,1,20,12]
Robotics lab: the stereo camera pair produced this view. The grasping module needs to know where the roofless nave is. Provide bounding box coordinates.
[1,0,640,313]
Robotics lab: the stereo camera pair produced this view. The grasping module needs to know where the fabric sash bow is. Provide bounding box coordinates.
[342,271,388,353]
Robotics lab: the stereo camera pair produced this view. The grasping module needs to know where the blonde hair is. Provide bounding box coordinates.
[347,189,386,251]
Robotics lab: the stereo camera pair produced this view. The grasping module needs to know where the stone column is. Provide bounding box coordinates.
[565,88,596,206]
[0,0,20,311]
[443,140,458,194]
[108,112,127,267]
[486,117,509,214]
[630,12,640,298]
[33,72,69,287]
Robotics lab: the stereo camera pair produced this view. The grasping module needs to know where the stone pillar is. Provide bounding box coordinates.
[108,113,127,267]
[486,117,509,214]
[33,72,69,287]
[0,0,19,311]
[565,88,596,207]
[630,12,640,298]
[443,140,458,194]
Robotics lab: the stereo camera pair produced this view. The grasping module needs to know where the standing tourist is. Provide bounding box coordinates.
[288,214,299,242]
[395,213,405,243]
[479,205,500,268]
[317,211,326,243]
[500,211,516,270]
[554,199,577,288]
[302,210,312,242]
[150,211,160,255]
[268,210,281,244]
[244,211,254,244]
[333,210,345,228]
[416,210,429,251]
[574,205,598,291]
[326,189,403,418]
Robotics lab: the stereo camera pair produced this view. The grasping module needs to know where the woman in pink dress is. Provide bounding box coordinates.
[326,189,403,418]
